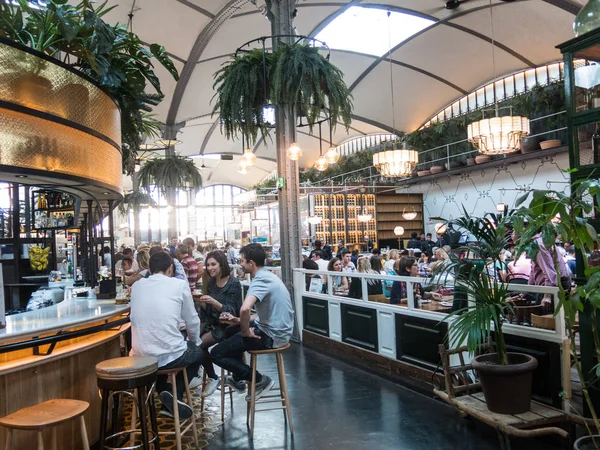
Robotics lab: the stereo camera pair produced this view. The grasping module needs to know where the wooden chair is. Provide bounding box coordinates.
[0,399,90,450]
[246,343,293,440]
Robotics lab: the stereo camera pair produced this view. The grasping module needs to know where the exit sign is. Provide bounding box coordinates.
[276,176,285,189]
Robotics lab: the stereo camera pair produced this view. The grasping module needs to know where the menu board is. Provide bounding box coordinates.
[0,263,4,328]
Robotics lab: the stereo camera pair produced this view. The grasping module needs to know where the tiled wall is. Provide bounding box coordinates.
[405,152,570,235]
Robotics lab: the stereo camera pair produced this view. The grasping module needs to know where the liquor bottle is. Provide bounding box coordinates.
[594,123,600,164]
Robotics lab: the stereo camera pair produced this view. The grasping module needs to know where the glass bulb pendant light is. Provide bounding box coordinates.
[372,11,419,178]
[237,161,249,174]
[467,0,529,155]
[324,119,340,164]
[287,142,302,160]
[314,122,329,172]
[242,148,257,166]
[237,135,250,174]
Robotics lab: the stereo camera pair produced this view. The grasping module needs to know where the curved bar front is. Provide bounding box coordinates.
[0,300,130,448]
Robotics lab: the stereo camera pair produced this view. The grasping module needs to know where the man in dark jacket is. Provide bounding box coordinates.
[407,232,423,251]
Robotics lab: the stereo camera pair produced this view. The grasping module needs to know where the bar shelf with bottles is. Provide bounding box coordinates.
[312,193,376,247]
[31,190,79,231]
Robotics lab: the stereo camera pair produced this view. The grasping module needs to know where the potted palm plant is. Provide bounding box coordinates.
[511,180,600,446]
[433,210,538,414]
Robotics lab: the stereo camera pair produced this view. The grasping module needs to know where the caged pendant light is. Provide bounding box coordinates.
[314,122,329,172]
[466,0,529,155]
[372,11,418,178]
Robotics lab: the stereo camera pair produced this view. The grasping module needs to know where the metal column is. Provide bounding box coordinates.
[265,0,302,337]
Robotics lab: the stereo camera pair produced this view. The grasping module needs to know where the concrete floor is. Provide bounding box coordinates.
[205,343,562,450]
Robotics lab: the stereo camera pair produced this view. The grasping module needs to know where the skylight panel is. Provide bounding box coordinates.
[315,6,434,58]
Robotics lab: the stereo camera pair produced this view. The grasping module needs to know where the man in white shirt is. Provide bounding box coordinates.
[341,249,356,273]
[130,251,202,419]
[311,250,329,272]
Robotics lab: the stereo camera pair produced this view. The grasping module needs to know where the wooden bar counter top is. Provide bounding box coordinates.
[0,299,130,449]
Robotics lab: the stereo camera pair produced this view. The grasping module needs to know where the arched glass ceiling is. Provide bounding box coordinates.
[314,6,435,57]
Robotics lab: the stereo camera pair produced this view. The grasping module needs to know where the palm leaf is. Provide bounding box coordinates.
[118,190,157,215]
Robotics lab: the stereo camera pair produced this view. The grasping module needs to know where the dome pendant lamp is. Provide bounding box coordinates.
[324,118,340,164]
[467,0,529,155]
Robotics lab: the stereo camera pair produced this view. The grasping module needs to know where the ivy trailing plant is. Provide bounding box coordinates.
[0,0,179,175]
[138,156,203,196]
[213,43,353,144]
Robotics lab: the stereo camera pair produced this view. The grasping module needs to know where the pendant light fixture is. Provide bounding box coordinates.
[237,134,250,174]
[357,207,373,222]
[314,122,329,171]
[241,133,257,167]
[307,215,322,225]
[324,119,340,164]
[372,11,419,178]
[402,206,418,221]
[467,0,529,155]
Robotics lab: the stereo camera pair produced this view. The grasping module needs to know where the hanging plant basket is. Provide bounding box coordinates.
[212,49,274,143]
[212,38,353,145]
[138,156,203,196]
[118,190,158,215]
[270,43,353,133]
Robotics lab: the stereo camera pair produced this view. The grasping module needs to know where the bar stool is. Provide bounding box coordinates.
[246,343,293,439]
[0,399,90,450]
[200,367,234,422]
[155,367,200,450]
[96,356,159,450]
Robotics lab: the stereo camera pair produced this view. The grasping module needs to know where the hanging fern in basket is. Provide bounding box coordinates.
[118,191,158,215]
[138,156,203,196]
[212,49,273,144]
[270,44,353,132]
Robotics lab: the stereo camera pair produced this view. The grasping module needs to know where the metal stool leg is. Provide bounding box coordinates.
[147,385,160,450]
[199,370,207,413]
[99,389,109,450]
[130,389,138,447]
[110,392,120,440]
[248,354,257,439]
[171,374,182,450]
[220,367,226,422]
[183,369,200,450]
[37,431,44,450]
[79,416,90,450]
[137,385,150,450]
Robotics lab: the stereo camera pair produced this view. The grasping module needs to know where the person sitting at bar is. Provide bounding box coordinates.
[211,244,294,401]
[348,256,383,299]
[390,257,442,305]
[507,250,532,283]
[195,250,242,398]
[370,255,386,275]
[322,257,348,293]
[126,246,187,285]
[177,244,200,292]
[115,248,139,275]
[136,249,150,273]
[303,259,323,292]
[130,251,202,419]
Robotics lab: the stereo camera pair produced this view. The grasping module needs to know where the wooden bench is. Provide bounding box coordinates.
[433,344,574,450]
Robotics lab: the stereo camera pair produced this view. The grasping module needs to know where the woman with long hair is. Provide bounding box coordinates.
[349,256,383,299]
[196,250,242,398]
[323,257,348,292]
[390,257,442,305]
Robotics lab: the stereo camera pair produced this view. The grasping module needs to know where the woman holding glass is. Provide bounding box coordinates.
[195,250,242,398]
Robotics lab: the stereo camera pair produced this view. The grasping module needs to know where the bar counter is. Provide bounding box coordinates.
[0,299,130,448]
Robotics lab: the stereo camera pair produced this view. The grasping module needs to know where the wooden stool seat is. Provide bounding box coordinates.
[0,400,90,450]
[96,356,158,380]
[156,367,184,376]
[0,399,88,429]
[248,343,291,355]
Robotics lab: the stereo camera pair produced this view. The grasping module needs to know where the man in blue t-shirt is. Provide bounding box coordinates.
[211,244,295,401]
